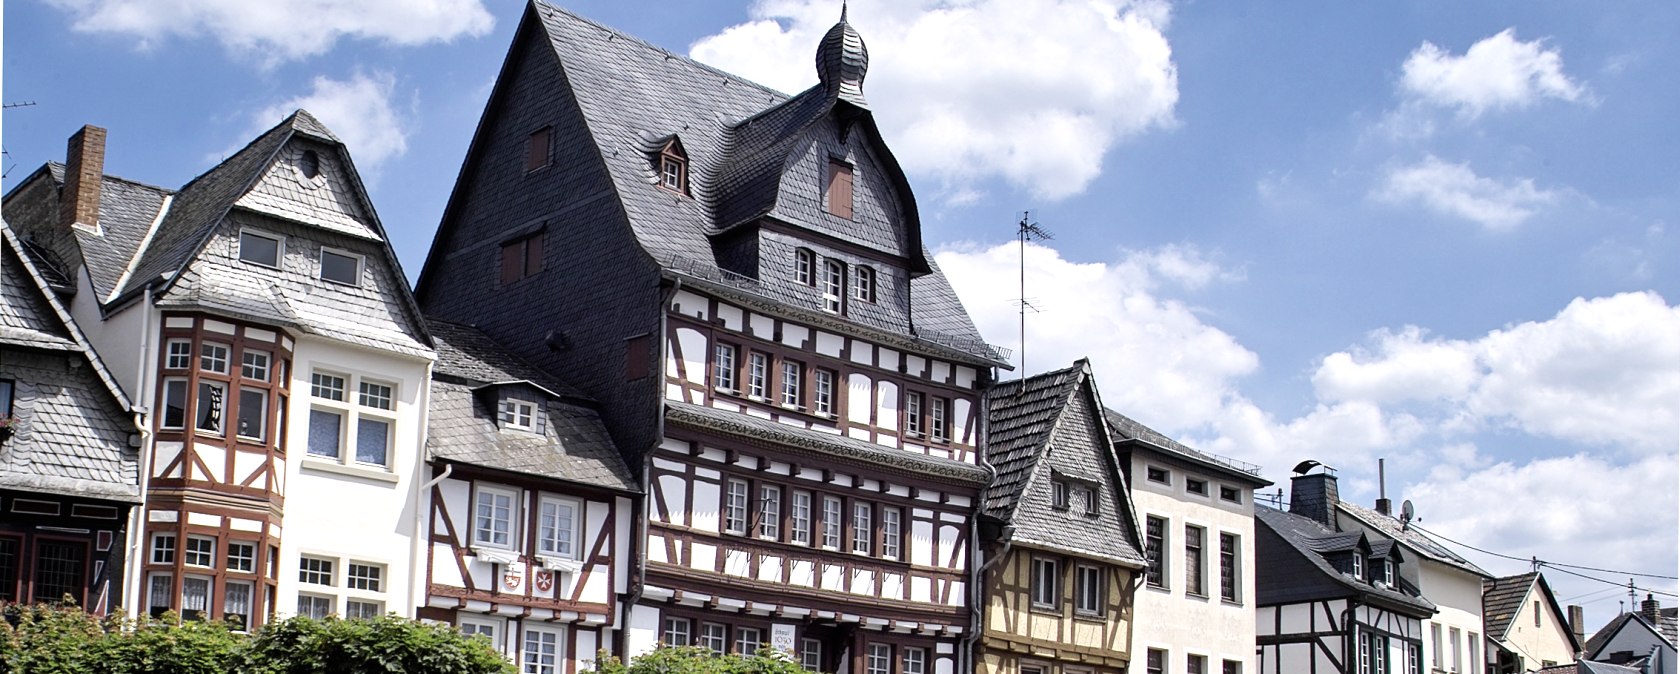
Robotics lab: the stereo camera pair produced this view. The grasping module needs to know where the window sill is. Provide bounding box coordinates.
[300,459,398,484]
[471,547,520,565]
[535,555,581,573]
[1072,611,1107,622]
[1221,599,1245,608]
[1145,583,1172,594]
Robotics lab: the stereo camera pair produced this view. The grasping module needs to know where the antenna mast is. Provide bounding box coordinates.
[1016,211,1052,378]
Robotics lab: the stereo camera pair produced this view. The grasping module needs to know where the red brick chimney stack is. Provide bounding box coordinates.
[59,125,107,231]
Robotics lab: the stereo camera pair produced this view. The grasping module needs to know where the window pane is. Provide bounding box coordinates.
[356,417,390,465]
[241,350,271,381]
[196,382,225,433]
[31,540,85,604]
[162,380,188,428]
[321,250,359,285]
[239,232,280,267]
[237,389,267,441]
[308,409,343,458]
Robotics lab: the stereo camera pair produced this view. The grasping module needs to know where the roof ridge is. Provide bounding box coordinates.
[533,0,791,102]
[42,161,178,195]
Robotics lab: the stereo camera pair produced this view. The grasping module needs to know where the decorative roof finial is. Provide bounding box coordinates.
[815,2,869,107]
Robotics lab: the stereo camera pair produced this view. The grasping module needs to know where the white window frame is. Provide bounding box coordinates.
[866,643,891,674]
[699,622,727,654]
[522,625,564,674]
[780,360,803,409]
[801,638,822,671]
[227,541,256,573]
[812,369,834,416]
[735,626,762,655]
[747,352,768,399]
[150,532,177,565]
[713,344,738,392]
[459,615,506,653]
[146,573,173,616]
[195,379,227,435]
[223,579,254,631]
[821,496,843,550]
[305,369,400,470]
[662,616,692,646]
[881,507,901,560]
[851,501,872,554]
[346,562,384,592]
[199,342,230,374]
[297,592,334,619]
[473,484,520,551]
[237,229,283,269]
[758,484,782,540]
[160,378,188,430]
[930,397,949,442]
[180,574,212,619]
[299,555,336,586]
[165,340,193,369]
[241,349,271,382]
[905,392,924,437]
[854,266,875,303]
[902,648,926,674]
[795,249,815,286]
[1352,552,1365,580]
[790,491,812,545]
[319,247,363,286]
[537,495,580,559]
[1031,556,1059,609]
[235,387,268,443]
[184,535,215,568]
[345,599,383,619]
[821,259,844,313]
[724,479,749,535]
[498,397,538,432]
[1074,564,1104,616]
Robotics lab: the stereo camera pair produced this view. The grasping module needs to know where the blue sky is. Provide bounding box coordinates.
[5,0,1676,623]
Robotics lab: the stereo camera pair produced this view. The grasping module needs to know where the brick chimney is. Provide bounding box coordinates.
[1290,469,1340,526]
[1641,594,1661,624]
[59,125,106,231]
[1569,604,1585,644]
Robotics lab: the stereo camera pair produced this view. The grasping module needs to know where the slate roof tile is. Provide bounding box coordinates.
[1255,505,1436,615]
[427,381,635,492]
[1484,572,1538,641]
[1340,500,1489,577]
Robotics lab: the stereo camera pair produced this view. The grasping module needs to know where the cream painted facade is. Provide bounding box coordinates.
[1127,450,1264,674]
[279,337,432,621]
[1499,587,1578,670]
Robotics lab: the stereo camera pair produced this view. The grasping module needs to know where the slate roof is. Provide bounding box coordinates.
[1340,500,1489,577]
[1585,612,1678,658]
[1254,505,1436,615]
[984,362,1084,516]
[1664,608,1679,645]
[665,400,990,484]
[0,220,139,502]
[44,163,173,301]
[425,319,633,492]
[982,360,1146,566]
[1483,572,1537,641]
[1104,407,1270,486]
[507,2,989,363]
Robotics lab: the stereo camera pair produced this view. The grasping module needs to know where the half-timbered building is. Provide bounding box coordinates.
[1106,408,1271,674]
[3,115,434,627]
[414,3,1010,672]
[0,220,140,613]
[419,318,638,668]
[978,361,1145,674]
[1254,465,1436,674]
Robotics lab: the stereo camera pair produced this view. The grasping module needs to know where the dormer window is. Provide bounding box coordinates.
[1381,559,1395,586]
[658,140,687,194]
[1052,481,1070,510]
[822,259,844,313]
[1351,552,1364,580]
[826,160,854,219]
[854,266,875,303]
[795,249,816,285]
[299,150,321,180]
[498,398,539,433]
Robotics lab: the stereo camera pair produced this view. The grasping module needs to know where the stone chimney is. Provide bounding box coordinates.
[1290,469,1340,526]
[1569,604,1585,644]
[1641,594,1661,624]
[59,125,107,231]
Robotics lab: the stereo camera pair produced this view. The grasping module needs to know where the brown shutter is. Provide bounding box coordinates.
[526,128,550,172]
[827,161,854,219]
[500,241,522,285]
[624,335,651,380]
[524,232,544,275]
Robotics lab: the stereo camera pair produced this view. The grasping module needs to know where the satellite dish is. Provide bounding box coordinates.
[1292,460,1322,475]
[1400,500,1415,524]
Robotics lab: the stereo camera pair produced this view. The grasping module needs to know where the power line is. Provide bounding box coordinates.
[1409,523,1677,581]
[1543,564,1677,599]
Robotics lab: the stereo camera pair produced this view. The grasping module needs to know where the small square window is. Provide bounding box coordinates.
[699,623,727,654]
[238,231,281,268]
[499,398,538,432]
[358,381,393,410]
[311,372,346,401]
[166,340,193,369]
[500,233,544,285]
[241,350,271,381]
[227,542,256,573]
[184,536,215,567]
[1187,478,1208,496]
[299,556,335,586]
[347,562,383,591]
[662,617,692,646]
[1146,466,1171,485]
[150,532,177,565]
[320,249,360,286]
[735,627,762,656]
[200,343,230,373]
[1220,486,1242,503]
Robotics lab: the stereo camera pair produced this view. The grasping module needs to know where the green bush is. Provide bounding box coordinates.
[585,646,809,674]
[0,602,512,674]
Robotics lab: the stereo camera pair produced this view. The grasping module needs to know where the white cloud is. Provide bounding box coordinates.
[1373,156,1558,231]
[1403,453,1678,623]
[1400,28,1585,118]
[45,0,494,64]
[256,72,413,172]
[1313,292,1680,454]
[690,0,1179,200]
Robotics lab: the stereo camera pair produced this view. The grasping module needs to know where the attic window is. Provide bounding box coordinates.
[826,160,854,219]
[1219,486,1241,503]
[498,398,541,433]
[1351,552,1364,580]
[320,249,361,286]
[500,231,544,285]
[299,150,321,180]
[853,266,875,303]
[1186,478,1207,496]
[526,127,552,173]
[795,249,816,285]
[658,140,687,194]
[1051,481,1070,510]
[238,230,281,268]
[1146,466,1171,485]
[821,260,845,313]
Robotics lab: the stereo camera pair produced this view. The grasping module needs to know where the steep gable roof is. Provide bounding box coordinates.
[1585,611,1677,659]
[1484,572,1581,651]
[983,361,1146,565]
[0,220,139,502]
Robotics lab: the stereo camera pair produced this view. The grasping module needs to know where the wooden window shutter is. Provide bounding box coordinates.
[526,127,551,172]
[624,335,651,380]
[524,232,544,275]
[827,161,854,219]
[500,240,522,285]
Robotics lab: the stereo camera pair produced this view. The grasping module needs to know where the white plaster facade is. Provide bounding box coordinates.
[1126,447,1267,674]
[1498,585,1579,670]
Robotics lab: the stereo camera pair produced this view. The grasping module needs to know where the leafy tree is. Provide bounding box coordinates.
[238,614,513,674]
[585,646,809,674]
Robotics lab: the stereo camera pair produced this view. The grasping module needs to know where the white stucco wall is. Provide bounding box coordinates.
[1501,587,1580,671]
[1129,451,1261,673]
[278,337,429,619]
[1417,561,1486,674]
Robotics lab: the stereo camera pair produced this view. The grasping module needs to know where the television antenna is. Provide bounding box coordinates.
[1015,211,1052,378]
[2,101,39,180]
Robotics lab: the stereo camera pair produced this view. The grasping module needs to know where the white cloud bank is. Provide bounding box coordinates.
[45,0,494,64]
[690,0,1179,200]
[1401,28,1585,118]
[256,72,413,172]
[1373,156,1558,231]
